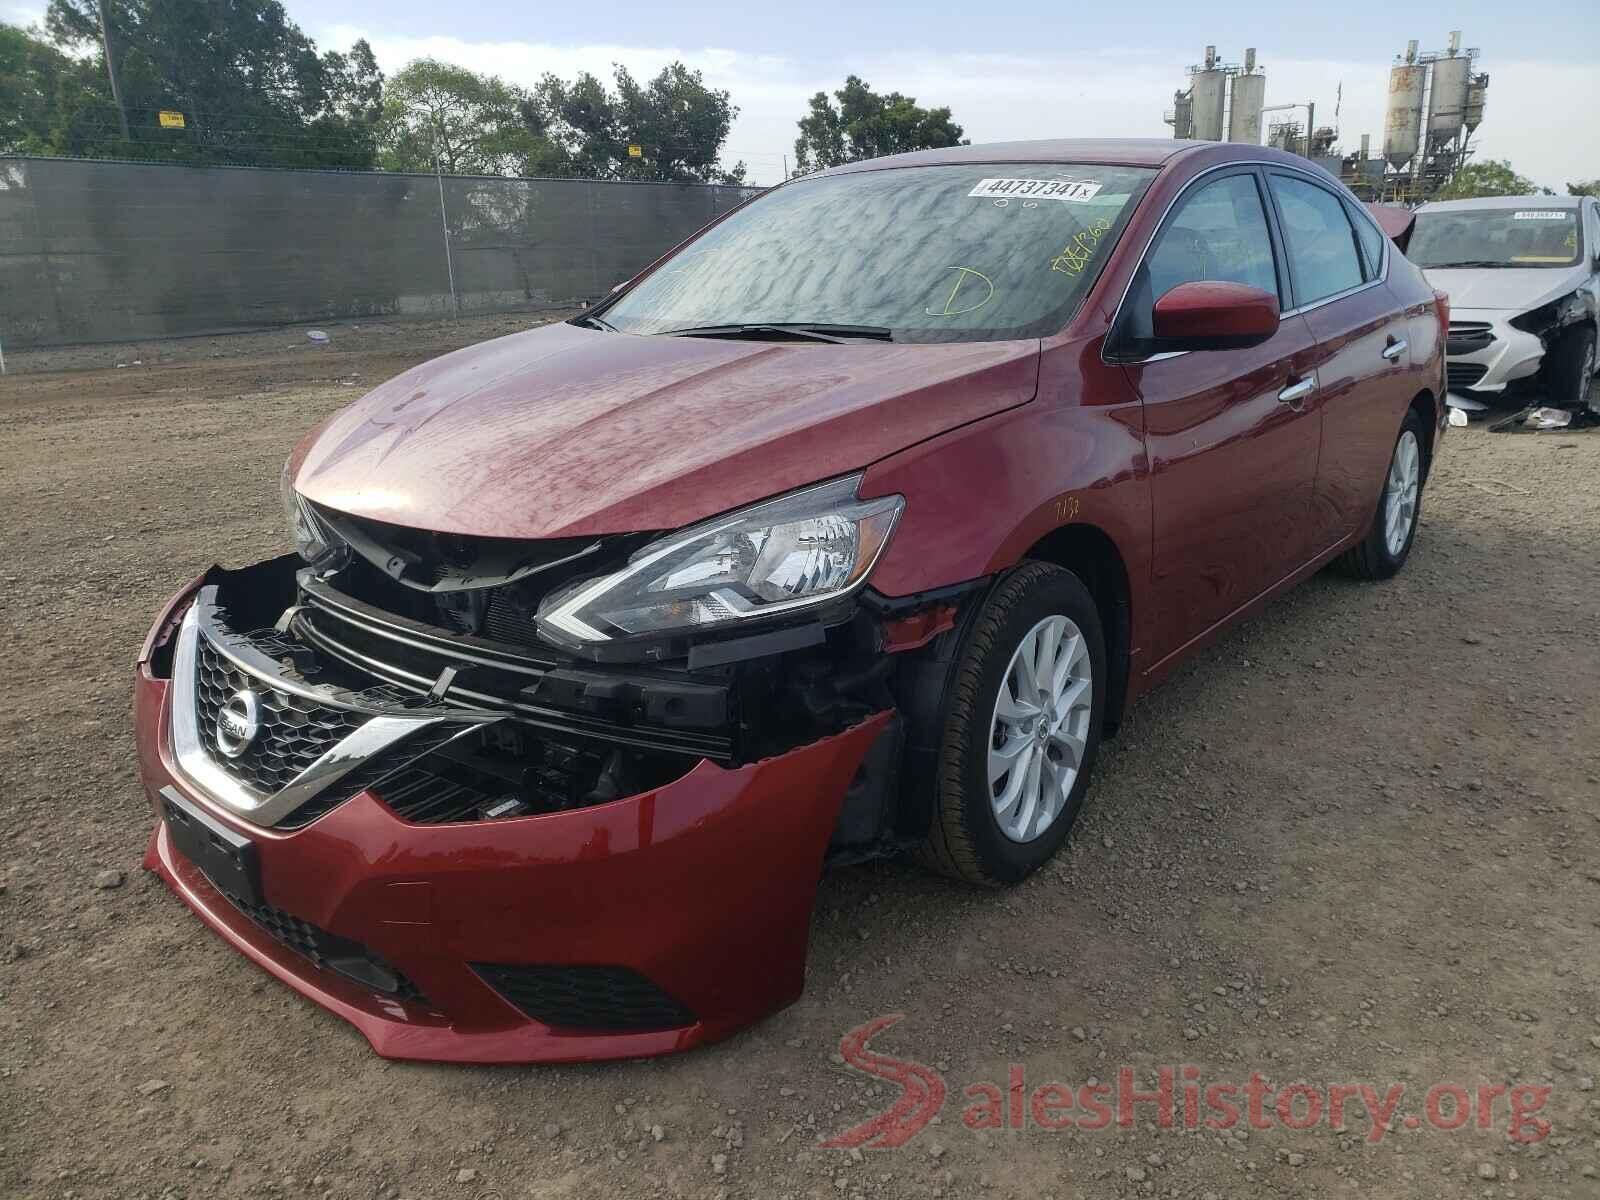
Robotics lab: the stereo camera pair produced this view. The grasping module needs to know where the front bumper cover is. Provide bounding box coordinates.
[135,573,892,1063]
[1446,310,1545,393]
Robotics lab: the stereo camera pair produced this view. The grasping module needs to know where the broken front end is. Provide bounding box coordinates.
[135,482,967,1062]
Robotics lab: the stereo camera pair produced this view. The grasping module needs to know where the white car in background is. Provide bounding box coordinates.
[1409,195,1600,413]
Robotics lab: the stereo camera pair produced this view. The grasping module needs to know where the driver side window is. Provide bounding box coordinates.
[1118,172,1280,348]
[1149,174,1279,299]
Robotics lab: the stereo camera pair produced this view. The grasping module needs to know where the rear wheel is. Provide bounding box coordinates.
[1336,409,1426,581]
[918,562,1106,886]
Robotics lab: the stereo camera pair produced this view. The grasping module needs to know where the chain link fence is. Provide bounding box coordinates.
[0,156,761,348]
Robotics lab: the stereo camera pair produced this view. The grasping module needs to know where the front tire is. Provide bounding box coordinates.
[1543,323,1596,412]
[1336,409,1426,581]
[918,562,1106,886]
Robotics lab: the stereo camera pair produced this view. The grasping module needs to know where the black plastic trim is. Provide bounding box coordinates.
[528,668,729,728]
[472,963,696,1032]
[296,576,736,761]
[686,622,825,670]
[858,578,989,617]
[161,786,261,904]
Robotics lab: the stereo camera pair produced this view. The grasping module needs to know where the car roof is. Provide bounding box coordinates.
[1417,195,1585,214]
[818,138,1309,176]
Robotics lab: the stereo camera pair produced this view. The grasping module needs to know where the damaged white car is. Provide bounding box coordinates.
[1409,195,1600,412]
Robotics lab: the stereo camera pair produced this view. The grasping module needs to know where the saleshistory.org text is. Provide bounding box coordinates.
[820,1015,1554,1151]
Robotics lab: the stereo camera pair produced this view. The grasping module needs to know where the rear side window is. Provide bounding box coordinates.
[1345,201,1386,279]
[1144,173,1279,302]
[1269,174,1364,304]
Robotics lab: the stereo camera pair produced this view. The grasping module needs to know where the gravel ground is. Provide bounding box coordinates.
[2,316,1598,1200]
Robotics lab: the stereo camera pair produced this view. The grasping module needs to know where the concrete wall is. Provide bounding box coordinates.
[0,157,760,347]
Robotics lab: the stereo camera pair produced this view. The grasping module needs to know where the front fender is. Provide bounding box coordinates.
[858,339,1150,627]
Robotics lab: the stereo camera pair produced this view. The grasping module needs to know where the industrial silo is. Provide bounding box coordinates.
[1464,74,1489,133]
[1228,49,1265,144]
[1427,53,1471,149]
[1384,42,1426,168]
[1191,47,1226,141]
[1171,90,1194,139]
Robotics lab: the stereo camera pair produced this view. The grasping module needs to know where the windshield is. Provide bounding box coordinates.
[1409,206,1584,269]
[599,163,1157,342]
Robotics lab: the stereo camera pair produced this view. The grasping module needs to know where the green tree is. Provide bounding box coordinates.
[377,59,554,175]
[377,59,742,183]
[793,75,966,174]
[1567,179,1600,197]
[530,62,744,183]
[42,0,382,167]
[1,22,95,153]
[1435,158,1552,200]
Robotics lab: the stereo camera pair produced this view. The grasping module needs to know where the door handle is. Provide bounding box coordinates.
[1382,337,1408,361]
[1277,376,1316,409]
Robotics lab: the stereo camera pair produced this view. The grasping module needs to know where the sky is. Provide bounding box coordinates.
[5,1,1596,190]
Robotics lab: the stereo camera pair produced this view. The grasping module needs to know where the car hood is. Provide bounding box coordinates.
[293,321,1040,538]
[1420,265,1590,314]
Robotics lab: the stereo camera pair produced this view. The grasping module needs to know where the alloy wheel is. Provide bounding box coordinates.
[1384,429,1420,557]
[988,615,1094,843]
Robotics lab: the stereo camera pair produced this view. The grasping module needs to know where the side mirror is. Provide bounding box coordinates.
[1151,281,1280,352]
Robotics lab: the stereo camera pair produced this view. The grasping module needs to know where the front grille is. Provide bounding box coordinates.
[220,890,430,1005]
[473,963,696,1032]
[1446,321,1496,357]
[273,719,474,830]
[1446,362,1488,390]
[195,639,360,793]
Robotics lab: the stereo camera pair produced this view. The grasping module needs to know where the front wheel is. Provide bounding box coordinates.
[1336,409,1426,581]
[1543,323,1596,412]
[918,562,1106,886]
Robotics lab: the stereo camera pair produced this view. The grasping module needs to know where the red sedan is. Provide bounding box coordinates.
[134,139,1447,1063]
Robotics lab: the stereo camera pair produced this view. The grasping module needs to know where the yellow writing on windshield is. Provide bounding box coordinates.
[1050,217,1113,276]
[925,266,996,317]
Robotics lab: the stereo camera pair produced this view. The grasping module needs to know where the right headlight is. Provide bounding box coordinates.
[279,458,348,570]
[535,474,903,652]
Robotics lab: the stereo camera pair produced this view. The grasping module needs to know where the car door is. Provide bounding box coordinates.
[1264,170,1414,553]
[1114,167,1322,664]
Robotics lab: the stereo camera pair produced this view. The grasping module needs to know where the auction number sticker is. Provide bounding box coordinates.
[1512,211,1568,220]
[970,177,1103,203]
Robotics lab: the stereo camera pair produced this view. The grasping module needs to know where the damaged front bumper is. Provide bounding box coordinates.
[1445,311,1545,394]
[134,557,899,1063]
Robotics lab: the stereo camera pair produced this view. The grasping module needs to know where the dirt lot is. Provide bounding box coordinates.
[3,315,1598,1200]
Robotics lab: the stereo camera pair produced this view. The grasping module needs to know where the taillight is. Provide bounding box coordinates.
[1432,289,1450,334]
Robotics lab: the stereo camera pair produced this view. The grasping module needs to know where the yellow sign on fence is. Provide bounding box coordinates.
[627,144,642,158]
[158,110,186,129]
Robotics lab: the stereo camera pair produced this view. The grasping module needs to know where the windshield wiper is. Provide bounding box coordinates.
[659,322,895,343]
[1424,260,1510,269]
[573,312,620,332]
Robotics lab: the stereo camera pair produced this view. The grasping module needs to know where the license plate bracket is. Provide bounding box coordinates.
[161,786,262,905]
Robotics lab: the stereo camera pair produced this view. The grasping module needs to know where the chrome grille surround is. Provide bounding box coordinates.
[170,585,500,828]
